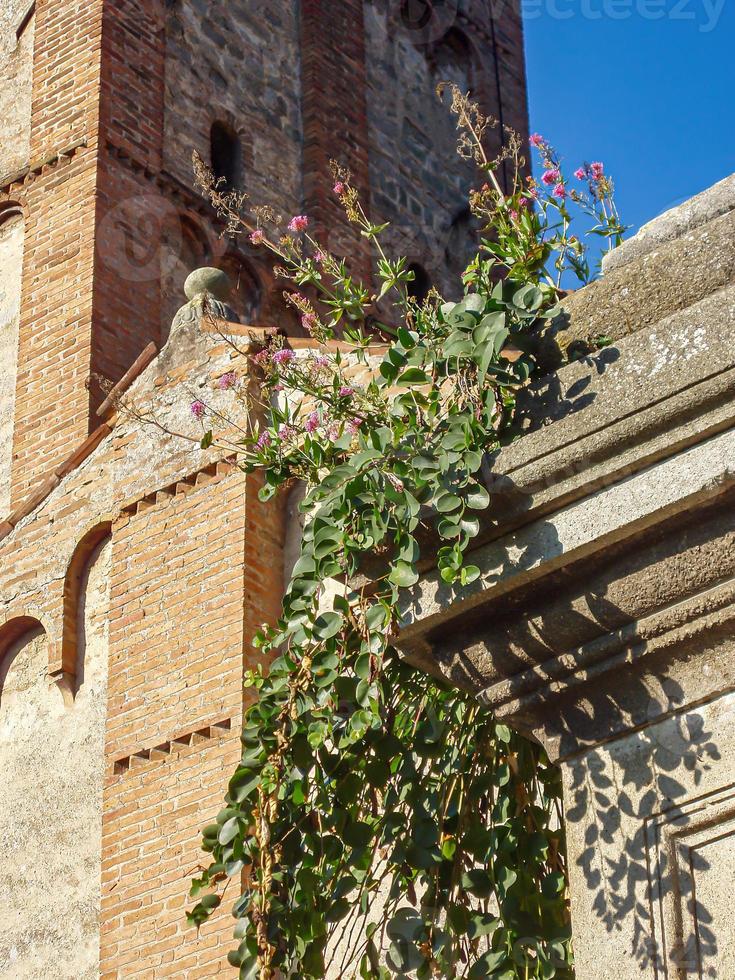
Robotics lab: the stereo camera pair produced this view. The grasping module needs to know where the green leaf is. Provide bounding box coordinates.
[344,821,374,849]
[218,817,240,846]
[387,940,425,973]
[388,561,419,588]
[313,611,343,640]
[541,872,566,898]
[461,869,494,898]
[397,367,429,386]
[435,492,462,514]
[469,949,508,978]
[460,565,481,585]
[466,483,490,510]
[467,913,499,939]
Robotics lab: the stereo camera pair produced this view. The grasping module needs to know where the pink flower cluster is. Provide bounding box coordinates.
[338,386,355,398]
[305,411,320,433]
[575,162,605,182]
[301,312,317,333]
[256,430,271,450]
[190,400,206,420]
[288,215,309,233]
[249,229,265,245]
[310,355,330,376]
[333,181,346,195]
[218,371,238,390]
[273,348,295,367]
[541,168,561,186]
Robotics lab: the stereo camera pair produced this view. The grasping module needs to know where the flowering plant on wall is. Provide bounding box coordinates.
[187,86,624,979]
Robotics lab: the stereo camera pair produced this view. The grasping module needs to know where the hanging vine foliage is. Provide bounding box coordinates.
[187,87,625,978]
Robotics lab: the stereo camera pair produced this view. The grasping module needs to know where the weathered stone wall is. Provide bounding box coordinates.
[163,0,303,219]
[0,213,23,518]
[392,173,735,978]
[0,2,33,178]
[363,0,528,298]
[564,689,735,980]
[0,537,110,979]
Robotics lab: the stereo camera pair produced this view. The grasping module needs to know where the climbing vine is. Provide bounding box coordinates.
[187,87,625,978]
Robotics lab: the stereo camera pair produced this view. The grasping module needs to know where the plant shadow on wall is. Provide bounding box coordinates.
[425,485,727,977]
[175,85,644,979]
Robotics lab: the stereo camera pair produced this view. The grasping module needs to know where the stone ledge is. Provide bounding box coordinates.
[539,187,734,363]
[398,427,735,654]
[480,283,735,530]
[603,173,735,274]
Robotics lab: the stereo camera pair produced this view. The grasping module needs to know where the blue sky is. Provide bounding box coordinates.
[523,0,734,236]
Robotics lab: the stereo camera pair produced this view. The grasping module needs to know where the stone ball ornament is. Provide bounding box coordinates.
[183,266,233,303]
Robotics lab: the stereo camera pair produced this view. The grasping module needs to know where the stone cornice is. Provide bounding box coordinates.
[391,172,735,765]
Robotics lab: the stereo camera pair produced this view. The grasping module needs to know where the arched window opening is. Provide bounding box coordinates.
[210,121,243,189]
[222,255,262,325]
[62,524,112,696]
[430,27,475,95]
[399,0,434,32]
[445,206,478,281]
[406,262,431,304]
[160,214,212,339]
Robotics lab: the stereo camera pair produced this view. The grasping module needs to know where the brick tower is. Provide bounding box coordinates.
[0,1,528,975]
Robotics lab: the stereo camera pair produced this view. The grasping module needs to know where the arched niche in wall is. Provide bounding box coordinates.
[160,213,214,340]
[0,536,110,976]
[221,252,262,325]
[445,205,478,284]
[0,615,46,704]
[61,523,113,696]
[0,203,25,516]
[406,261,432,304]
[210,120,243,190]
[428,26,476,95]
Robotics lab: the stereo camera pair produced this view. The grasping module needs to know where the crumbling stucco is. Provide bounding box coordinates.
[0,3,33,178]
[0,538,111,979]
[0,212,23,518]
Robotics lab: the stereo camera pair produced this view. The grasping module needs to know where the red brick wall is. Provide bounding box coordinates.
[10,0,166,506]
[92,0,166,398]
[10,0,102,504]
[300,0,372,278]
[99,463,286,976]
[105,468,246,761]
[100,738,240,979]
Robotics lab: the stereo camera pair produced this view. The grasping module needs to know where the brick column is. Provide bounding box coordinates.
[10,0,166,507]
[300,0,372,281]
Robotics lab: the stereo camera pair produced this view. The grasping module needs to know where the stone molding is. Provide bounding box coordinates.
[388,173,735,979]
